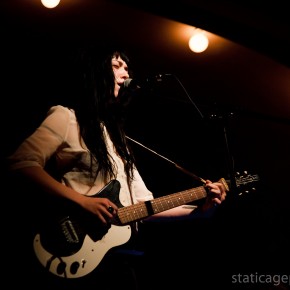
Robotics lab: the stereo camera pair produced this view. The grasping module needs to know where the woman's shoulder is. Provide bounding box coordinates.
[47,105,73,114]
[47,105,76,118]
[43,105,77,127]
[41,105,78,138]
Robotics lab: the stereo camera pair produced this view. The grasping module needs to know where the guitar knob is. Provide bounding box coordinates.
[70,261,80,274]
[56,261,66,275]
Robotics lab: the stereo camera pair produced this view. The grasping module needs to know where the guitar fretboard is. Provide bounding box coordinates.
[117,185,207,224]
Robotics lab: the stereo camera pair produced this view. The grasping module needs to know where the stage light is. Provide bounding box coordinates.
[41,0,60,9]
[189,30,209,53]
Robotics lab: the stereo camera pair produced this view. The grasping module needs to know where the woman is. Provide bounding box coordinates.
[7,44,227,289]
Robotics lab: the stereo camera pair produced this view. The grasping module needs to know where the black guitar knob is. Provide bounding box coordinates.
[56,261,66,275]
[70,261,80,274]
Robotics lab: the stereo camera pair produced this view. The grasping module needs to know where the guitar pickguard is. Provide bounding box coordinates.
[33,224,131,278]
[33,179,131,278]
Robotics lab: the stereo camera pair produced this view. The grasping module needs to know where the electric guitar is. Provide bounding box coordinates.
[33,172,259,278]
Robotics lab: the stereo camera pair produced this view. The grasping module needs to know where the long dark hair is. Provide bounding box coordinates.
[71,44,136,185]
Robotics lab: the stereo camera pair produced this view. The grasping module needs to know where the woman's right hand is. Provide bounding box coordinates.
[80,197,119,224]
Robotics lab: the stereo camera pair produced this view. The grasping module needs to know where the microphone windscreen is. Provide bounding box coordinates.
[123,78,133,88]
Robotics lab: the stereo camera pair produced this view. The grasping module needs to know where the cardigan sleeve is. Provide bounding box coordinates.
[8,105,72,170]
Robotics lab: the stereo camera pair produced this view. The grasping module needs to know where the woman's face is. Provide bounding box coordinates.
[112,56,129,97]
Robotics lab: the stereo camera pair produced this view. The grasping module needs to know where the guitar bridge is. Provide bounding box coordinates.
[60,217,80,243]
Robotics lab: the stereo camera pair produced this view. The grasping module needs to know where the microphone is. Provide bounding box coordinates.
[122,74,169,91]
[123,78,141,91]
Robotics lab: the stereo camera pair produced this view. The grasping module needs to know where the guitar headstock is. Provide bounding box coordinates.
[234,170,260,196]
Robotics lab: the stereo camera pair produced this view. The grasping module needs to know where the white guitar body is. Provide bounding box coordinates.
[33,224,131,278]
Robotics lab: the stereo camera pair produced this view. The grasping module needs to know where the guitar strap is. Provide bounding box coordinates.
[126,135,206,184]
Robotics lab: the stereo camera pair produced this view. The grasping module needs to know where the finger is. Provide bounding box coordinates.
[212,197,222,206]
[105,203,119,218]
[221,192,227,201]
[209,187,221,196]
[96,212,108,225]
[106,201,118,211]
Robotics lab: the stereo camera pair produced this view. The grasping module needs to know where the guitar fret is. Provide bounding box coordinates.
[151,187,206,213]
[118,203,148,224]
[117,186,207,224]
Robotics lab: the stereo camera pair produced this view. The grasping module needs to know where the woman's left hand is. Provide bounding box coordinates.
[202,179,227,211]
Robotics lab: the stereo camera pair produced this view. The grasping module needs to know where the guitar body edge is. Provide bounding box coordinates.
[33,224,131,278]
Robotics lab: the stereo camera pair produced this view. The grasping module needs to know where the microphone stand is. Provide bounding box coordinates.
[169,74,205,120]
[126,73,234,193]
[166,74,237,194]
[207,111,237,195]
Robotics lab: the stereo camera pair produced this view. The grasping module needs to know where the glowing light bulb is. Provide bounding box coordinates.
[41,0,60,9]
[189,32,209,53]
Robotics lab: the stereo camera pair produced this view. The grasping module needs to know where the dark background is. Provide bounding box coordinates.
[1,1,290,289]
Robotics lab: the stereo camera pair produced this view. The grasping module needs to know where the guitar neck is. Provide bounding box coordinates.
[116,171,261,225]
[117,185,207,225]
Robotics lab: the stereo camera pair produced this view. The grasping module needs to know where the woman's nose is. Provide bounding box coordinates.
[122,72,129,80]
[120,68,129,79]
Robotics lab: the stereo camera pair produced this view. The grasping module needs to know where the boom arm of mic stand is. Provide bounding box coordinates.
[170,74,205,120]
